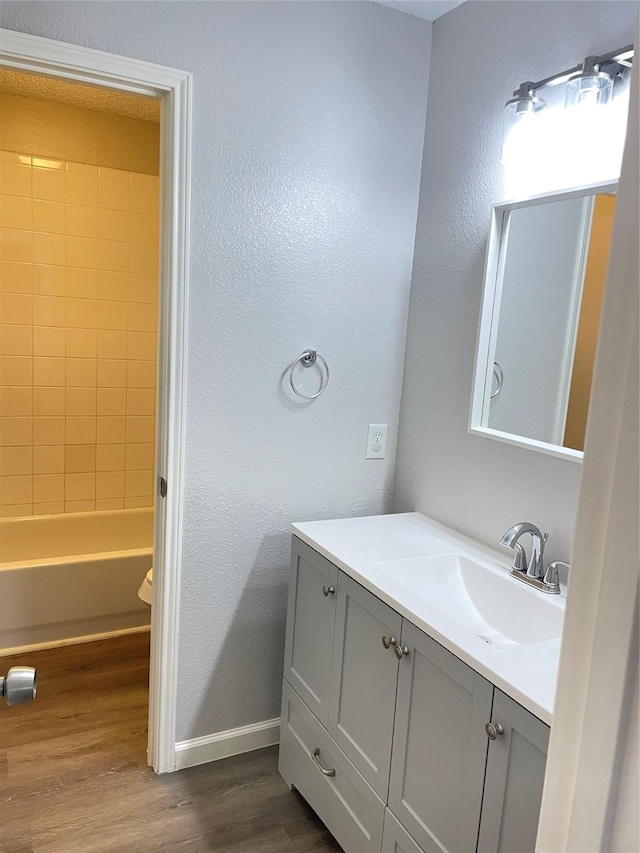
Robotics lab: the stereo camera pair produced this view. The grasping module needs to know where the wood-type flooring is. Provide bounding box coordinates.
[0,633,341,852]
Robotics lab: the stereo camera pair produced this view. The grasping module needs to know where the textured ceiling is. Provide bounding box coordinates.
[372,1,465,21]
[0,69,161,122]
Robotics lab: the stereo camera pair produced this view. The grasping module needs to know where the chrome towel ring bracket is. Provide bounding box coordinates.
[289,350,330,400]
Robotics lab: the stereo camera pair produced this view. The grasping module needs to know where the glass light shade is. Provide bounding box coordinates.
[565,72,613,108]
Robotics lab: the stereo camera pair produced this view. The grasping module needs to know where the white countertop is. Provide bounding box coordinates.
[291,512,564,724]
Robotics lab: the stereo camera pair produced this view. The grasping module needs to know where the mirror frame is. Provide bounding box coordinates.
[469,180,618,462]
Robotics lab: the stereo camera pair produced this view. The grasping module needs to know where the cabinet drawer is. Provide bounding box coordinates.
[382,809,423,853]
[279,679,385,853]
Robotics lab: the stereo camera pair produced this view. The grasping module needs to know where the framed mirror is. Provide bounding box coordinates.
[470,181,617,461]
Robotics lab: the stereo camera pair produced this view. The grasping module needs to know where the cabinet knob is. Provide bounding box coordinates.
[485,722,505,740]
[382,635,397,649]
[394,645,410,659]
[322,585,335,597]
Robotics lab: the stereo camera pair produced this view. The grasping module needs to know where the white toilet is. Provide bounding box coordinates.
[138,568,153,606]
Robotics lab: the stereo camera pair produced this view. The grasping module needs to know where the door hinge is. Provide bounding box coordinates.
[159,476,167,498]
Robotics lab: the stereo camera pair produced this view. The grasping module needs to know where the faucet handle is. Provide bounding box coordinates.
[511,542,528,573]
[543,560,568,593]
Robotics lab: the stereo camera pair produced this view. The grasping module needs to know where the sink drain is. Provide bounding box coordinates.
[478,635,493,645]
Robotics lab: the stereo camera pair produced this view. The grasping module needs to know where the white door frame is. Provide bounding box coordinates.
[0,28,192,774]
[537,50,639,852]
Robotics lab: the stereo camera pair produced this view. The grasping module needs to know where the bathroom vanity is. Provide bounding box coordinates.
[278,513,565,853]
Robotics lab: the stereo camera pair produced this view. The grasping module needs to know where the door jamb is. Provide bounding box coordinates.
[0,28,192,774]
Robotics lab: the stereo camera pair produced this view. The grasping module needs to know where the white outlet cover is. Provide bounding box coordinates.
[366,424,387,459]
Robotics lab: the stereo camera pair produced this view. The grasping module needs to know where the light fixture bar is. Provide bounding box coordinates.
[509,43,634,98]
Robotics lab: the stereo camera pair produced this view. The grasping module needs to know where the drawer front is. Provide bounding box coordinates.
[279,679,385,853]
[283,538,338,725]
[382,809,424,853]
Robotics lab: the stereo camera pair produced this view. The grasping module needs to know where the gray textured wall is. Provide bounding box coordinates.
[0,1,432,740]
[394,1,637,564]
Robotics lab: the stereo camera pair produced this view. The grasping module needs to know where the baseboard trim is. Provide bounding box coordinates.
[0,624,151,658]
[175,717,281,770]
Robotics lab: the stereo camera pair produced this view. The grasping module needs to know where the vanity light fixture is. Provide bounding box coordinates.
[502,43,634,158]
[502,81,546,156]
[565,56,614,108]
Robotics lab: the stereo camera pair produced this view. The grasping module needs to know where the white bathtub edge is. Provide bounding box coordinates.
[0,618,151,658]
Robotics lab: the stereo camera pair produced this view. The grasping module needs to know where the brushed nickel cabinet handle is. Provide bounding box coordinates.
[485,722,505,740]
[311,747,335,777]
[394,645,410,659]
[322,585,335,597]
[382,635,397,649]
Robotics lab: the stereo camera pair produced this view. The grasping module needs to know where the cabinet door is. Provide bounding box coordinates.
[283,538,338,725]
[328,573,402,800]
[477,690,549,853]
[388,621,493,853]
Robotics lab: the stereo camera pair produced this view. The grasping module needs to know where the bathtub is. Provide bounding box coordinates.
[0,508,153,654]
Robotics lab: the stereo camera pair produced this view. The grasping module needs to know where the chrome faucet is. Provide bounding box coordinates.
[499,522,561,594]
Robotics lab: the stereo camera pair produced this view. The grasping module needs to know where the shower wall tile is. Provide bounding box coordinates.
[66,267,97,299]
[0,150,158,516]
[97,359,127,388]
[1,195,32,230]
[67,204,98,239]
[0,503,31,517]
[96,443,125,471]
[1,355,32,385]
[33,264,65,296]
[0,445,32,476]
[66,444,96,473]
[0,227,32,262]
[1,260,33,294]
[0,162,31,197]
[1,386,32,416]
[65,499,94,513]
[65,472,95,501]
[34,473,64,503]
[34,357,65,386]
[34,445,64,474]
[1,293,32,325]
[67,172,98,207]
[33,387,64,417]
[96,497,124,511]
[34,501,64,515]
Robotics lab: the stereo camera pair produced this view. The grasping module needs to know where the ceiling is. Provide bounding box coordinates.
[0,69,161,122]
[372,1,465,21]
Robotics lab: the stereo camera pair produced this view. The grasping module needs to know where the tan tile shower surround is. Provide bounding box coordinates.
[0,152,158,517]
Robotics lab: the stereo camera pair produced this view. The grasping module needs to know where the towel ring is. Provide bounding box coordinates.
[491,362,503,399]
[289,350,330,400]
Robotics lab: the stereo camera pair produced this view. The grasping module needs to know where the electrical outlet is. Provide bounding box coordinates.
[366,424,387,459]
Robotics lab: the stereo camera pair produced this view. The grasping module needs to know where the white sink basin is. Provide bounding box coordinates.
[374,553,563,650]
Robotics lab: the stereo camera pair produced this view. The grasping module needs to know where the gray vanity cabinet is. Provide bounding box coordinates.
[388,620,493,853]
[477,690,550,853]
[280,537,550,853]
[283,538,338,726]
[328,573,402,800]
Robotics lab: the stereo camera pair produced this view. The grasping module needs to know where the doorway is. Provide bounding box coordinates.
[0,28,191,774]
